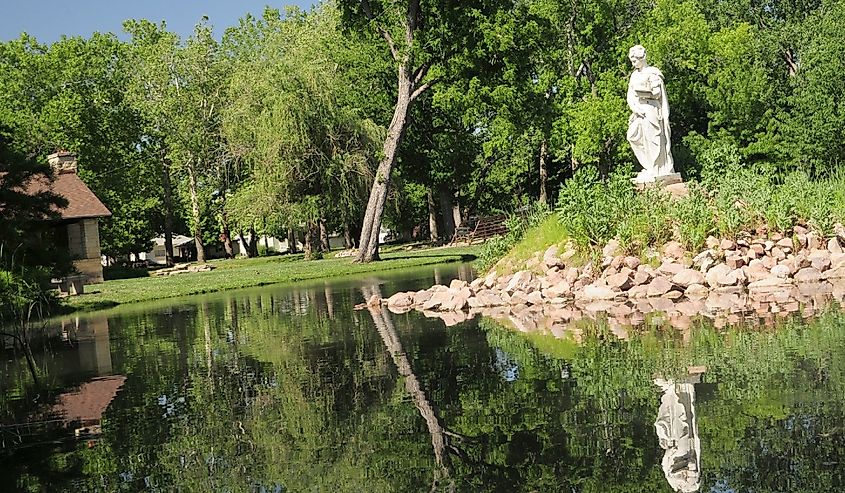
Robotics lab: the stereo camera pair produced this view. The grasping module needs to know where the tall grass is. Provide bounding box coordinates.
[552,163,845,257]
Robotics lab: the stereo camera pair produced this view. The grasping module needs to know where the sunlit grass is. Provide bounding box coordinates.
[65,244,479,312]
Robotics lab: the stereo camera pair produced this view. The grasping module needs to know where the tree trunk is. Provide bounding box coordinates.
[351,220,361,248]
[221,209,234,259]
[427,188,439,243]
[262,217,270,255]
[438,187,456,241]
[161,156,175,267]
[319,218,330,253]
[343,222,353,249]
[356,67,414,263]
[287,227,297,254]
[187,163,206,263]
[304,222,316,260]
[539,138,549,204]
[238,229,250,258]
[362,285,453,490]
[248,224,258,258]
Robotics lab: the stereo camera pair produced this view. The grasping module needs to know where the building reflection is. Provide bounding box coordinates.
[654,370,703,492]
[62,315,114,375]
[21,315,125,442]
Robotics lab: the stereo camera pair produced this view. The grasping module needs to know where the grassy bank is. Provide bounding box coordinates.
[66,245,479,312]
[484,163,845,275]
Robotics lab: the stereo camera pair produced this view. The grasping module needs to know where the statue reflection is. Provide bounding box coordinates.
[654,373,702,492]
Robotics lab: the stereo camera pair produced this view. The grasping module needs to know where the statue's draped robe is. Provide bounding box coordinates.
[627,66,674,180]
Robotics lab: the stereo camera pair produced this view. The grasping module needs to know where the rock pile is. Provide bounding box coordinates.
[372,227,845,330]
[151,263,215,276]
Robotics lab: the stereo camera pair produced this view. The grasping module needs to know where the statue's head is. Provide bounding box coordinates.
[628,45,647,69]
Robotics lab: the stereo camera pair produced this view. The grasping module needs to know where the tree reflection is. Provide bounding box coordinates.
[5,267,845,491]
[362,284,455,492]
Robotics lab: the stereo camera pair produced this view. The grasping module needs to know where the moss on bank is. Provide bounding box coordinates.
[65,245,479,312]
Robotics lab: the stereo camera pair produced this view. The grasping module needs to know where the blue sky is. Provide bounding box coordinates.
[0,1,317,44]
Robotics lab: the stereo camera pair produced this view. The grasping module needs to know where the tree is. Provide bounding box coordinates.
[223,6,383,259]
[338,0,512,262]
[123,19,230,263]
[0,33,161,259]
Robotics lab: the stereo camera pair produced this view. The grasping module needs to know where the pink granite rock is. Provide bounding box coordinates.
[672,269,706,288]
[662,241,686,260]
[582,284,617,300]
[794,267,823,283]
[646,276,673,297]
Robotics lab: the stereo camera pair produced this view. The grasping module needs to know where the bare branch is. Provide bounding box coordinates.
[410,77,440,101]
[412,63,430,86]
[361,0,400,61]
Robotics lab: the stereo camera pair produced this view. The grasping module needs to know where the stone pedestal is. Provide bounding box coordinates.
[635,173,688,199]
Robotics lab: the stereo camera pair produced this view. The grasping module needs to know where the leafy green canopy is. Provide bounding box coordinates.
[223,5,383,236]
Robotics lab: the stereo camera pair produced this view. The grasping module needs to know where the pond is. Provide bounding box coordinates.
[2,262,845,492]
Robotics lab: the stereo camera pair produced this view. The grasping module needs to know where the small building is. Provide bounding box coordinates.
[132,235,196,265]
[25,152,111,283]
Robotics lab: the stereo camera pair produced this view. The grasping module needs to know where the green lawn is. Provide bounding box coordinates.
[66,245,479,312]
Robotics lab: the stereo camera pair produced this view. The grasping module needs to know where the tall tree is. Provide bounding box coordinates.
[223,5,383,259]
[338,0,511,262]
[124,19,229,263]
[0,33,160,259]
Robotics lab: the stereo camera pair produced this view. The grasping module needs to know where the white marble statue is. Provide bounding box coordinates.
[654,378,701,492]
[627,45,676,184]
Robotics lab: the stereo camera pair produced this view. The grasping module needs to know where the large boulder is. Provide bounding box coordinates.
[657,261,685,276]
[646,276,674,297]
[422,289,451,310]
[583,284,617,301]
[449,279,468,290]
[603,239,621,258]
[386,291,415,309]
[662,241,686,260]
[748,277,793,292]
[672,269,705,288]
[543,245,561,269]
[607,272,633,290]
[794,267,823,283]
[705,263,731,287]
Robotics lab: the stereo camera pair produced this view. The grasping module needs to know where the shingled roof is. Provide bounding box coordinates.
[22,152,111,220]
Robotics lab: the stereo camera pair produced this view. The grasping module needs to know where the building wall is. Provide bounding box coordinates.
[67,218,105,283]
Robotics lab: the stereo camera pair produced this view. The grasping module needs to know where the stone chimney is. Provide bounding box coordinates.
[48,151,78,174]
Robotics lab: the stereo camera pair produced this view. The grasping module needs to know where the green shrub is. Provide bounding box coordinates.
[0,267,56,326]
[556,166,618,249]
[556,164,673,254]
[104,265,150,281]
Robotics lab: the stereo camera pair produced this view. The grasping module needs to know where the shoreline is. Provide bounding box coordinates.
[377,229,845,333]
[62,245,479,314]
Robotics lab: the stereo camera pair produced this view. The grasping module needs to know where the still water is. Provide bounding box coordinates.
[2,263,845,492]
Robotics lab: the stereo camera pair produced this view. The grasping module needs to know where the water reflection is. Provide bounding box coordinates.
[2,316,125,450]
[363,283,455,491]
[60,316,114,375]
[2,263,845,491]
[655,372,703,492]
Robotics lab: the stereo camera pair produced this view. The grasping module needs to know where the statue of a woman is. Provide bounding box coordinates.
[627,45,675,183]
